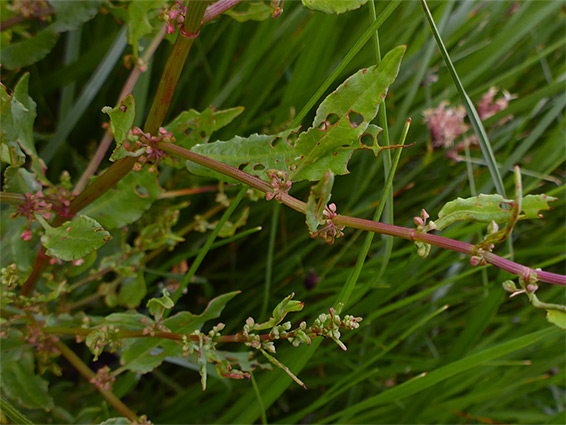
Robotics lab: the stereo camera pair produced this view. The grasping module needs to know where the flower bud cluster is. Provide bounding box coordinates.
[165,1,187,35]
[266,170,292,201]
[90,366,116,391]
[11,191,52,241]
[127,127,174,171]
[311,203,345,244]
[86,325,122,361]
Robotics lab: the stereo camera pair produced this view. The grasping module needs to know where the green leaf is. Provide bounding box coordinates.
[50,0,104,32]
[164,106,244,165]
[306,169,334,232]
[0,29,60,70]
[102,94,136,145]
[127,0,161,57]
[252,293,304,331]
[0,330,54,411]
[302,0,368,14]
[104,311,148,331]
[147,289,175,321]
[99,418,132,425]
[120,292,240,374]
[118,272,147,309]
[188,46,405,182]
[225,2,273,22]
[432,194,558,231]
[80,170,163,229]
[546,309,566,330]
[38,215,111,262]
[164,291,241,334]
[3,166,42,194]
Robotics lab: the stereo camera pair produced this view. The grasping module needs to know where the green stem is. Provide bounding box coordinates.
[144,0,209,134]
[55,341,140,422]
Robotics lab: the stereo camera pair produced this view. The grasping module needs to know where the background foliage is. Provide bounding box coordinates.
[1,1,565,424]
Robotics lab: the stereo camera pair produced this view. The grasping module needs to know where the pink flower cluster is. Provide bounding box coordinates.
[127,127,174,171]
[11,192,51,241]
[165,1,187,35]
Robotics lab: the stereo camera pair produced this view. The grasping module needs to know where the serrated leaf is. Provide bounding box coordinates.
[118,272,147,309]
[546,309,566,330]
[1,331,54,411]
[306,170,334,232]
[225,1,273,22]
[80,170,163,229]
[164,106,244,167]
[302,0,368,14]
[38,215,111,262]
[432,194,558,231]
[102,94,135,145]
[188,46,405,183]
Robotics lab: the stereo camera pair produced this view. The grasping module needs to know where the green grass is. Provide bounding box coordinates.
[1,1,564,424]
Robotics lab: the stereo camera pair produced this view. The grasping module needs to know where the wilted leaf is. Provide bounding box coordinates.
[102,94,135,145]
[80,170,163,229]
[188,46,405,182]
[251,293,304,331]
[38,215,111,262]
[432,194,558,231]
[302,0,368,14]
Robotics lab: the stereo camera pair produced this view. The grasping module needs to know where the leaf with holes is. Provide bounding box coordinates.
[164,106,244,168]
[431,194,558,231]
[187,46,405,182]
[302,0,368,14]
[37,215,111,262]
[80,170,163,229]
[102,94,135,145]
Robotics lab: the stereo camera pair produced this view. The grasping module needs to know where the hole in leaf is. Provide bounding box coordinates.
[286,132,298,146]
[253,163,265,171]
[199,131,207,139]
[341,144,350,148]
[326,113,339,126]
[347,111,364,128]
[271,137,282,147]
[135,185,149,198]
[183,126,194,137]
[238,162,249,171]
[317,121,327,131]
[360,133,374,147]
[499,201,513,211]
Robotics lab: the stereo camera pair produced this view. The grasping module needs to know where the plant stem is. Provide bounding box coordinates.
[74,25,167,194]
[144,0,209,134]
[54,341,140,422]
[19,1,209,296]
[157,142,565,286]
